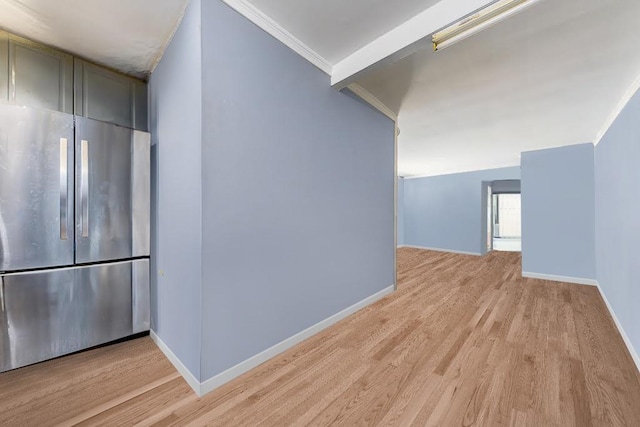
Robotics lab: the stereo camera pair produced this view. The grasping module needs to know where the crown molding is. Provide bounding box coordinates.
[595,73,640,145]
[347,83,397,121]
[223,0,332,75]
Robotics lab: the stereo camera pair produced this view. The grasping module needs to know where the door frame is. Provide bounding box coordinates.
[481,181,493,255]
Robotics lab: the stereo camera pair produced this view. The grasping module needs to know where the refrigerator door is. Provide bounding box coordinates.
[0,104,74,272]
[0,261,134,372]
[132,130,150,258]
[132,258,150,333]
[75,117,133,264]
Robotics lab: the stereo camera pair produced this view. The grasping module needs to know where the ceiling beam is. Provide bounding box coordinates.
[330,0,496,89]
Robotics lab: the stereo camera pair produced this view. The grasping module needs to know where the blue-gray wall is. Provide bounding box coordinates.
[595,88,640,358]
[198,0,395,381]
[520,144,596,280]
[403,167,520,254]
[398,178,405,245]
[149,0,202,379]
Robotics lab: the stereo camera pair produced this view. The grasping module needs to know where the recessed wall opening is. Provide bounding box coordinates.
[483,179,521,254]
[492,193,521,251]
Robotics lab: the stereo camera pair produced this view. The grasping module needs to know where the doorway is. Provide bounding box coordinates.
[492,193,521,252]
[482,179,521,254]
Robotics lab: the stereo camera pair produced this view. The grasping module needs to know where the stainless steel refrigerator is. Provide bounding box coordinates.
[0,104,150,372]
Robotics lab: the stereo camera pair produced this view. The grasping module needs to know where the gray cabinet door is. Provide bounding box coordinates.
[74,60,147,131]
[0,104,75,272]
[1,32,73,113]
[0,262,133,372]
[75,117,133,264]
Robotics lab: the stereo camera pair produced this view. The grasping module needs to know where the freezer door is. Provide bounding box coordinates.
[0,104,74,272]
[75,117,133,263]
[0,261,133,372]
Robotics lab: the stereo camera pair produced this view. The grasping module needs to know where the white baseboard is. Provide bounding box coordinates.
[595,282,640,374]
[398,244,481,256]
[151,285,395,397]
[520,274,639,374]
[150,330,201,395]
[200,284,394,395]
[511,272,640,374]
[521,271,598,286]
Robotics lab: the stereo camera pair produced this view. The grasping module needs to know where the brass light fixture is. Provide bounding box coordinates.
[433,0,546,51]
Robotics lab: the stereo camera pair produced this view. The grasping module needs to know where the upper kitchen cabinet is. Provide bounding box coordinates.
[74,60,148,131]
[0,31,74,114]
[0,30,148,130]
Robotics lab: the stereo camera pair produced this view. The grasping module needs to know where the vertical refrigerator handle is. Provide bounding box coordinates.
[81,140,89,237]
[0,277,4,313]
[59,138,68,240]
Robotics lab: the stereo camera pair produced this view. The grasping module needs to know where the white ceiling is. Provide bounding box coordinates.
[0,0,188,77]
[247,0,442,64]
[1,0,638,179]
[358,0,640,177]
[0,0,446,77]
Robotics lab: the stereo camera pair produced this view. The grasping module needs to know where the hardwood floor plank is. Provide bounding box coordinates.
[436,338,495,426]
[0,338,176,426]
[570,357,594,427]
[1,248,639,426]
[71,375,187,427]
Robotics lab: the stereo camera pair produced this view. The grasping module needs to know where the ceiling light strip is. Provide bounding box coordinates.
[433,0,545,51]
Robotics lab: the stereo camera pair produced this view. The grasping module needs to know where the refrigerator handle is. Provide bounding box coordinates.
[0,277,4,313]
[81,140,89,237]
[59,138,68,240]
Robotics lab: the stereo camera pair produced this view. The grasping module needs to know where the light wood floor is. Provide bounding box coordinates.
[1,248,639,426]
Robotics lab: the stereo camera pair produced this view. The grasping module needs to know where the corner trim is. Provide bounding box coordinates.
[594,74,640,145]
[150,330,202,395]
[394,123,399,291]
[347,83,397,121]
[398,244,481,256]
[595,282,640,374]
[221,0,332,75]
[521,271,598,286]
